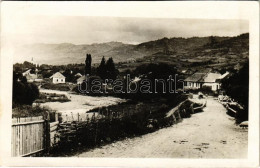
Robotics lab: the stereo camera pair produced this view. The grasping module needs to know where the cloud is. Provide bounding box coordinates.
[4,15,249,45]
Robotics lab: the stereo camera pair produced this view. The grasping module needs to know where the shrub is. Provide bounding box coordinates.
[51,97,204,155]
[199,86,214,95]
[12,104,53,118]
[41,83,70,91]
[13,72,40,106]
[221,61,249,122]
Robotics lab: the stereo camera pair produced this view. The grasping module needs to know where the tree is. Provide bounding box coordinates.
[209,36,217,47]
[63,69,74,82]
[23,61,35,69]
[13,71,39,106]
[85,54,92,75]
[97,57,118,80]
[97,56,107,80]
[106,57,118,80]
[221,61,249,122]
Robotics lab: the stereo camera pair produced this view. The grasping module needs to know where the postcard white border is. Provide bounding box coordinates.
[0,1,259,167]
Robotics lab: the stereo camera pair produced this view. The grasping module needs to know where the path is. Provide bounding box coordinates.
[76,97,248,158]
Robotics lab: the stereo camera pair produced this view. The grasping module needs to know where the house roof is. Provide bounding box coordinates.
[50,72,65,79]
[203,73,222,83]
[25,74,37,80]
[215,72,230,82]
[185,72,222,83]
[184,73,207,82]
[74,73,82,77]
[218,72,229,80]
[77,75,86,82]
[22,69,31,76]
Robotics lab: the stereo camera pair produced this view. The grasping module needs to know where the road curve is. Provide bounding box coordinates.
[77,97,248,158]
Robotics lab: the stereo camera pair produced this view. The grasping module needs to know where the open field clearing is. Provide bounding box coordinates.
[39,89,126,114]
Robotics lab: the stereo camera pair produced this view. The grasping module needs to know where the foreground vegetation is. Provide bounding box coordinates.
[50,97,203,156]
[12,104,53,118]
[221,61,249,123]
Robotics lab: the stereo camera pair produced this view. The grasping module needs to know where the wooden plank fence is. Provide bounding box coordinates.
[12,115,59,157]
[11,116,46,157]
[50,121,59,147]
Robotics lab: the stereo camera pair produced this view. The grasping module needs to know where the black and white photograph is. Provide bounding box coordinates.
[0,1,259,167]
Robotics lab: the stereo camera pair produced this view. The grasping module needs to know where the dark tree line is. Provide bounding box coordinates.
[84,54,118,80]
[97,56,118,80]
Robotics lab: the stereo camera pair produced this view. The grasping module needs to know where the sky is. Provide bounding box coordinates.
[3,16,248,45]
[1,2,249,45]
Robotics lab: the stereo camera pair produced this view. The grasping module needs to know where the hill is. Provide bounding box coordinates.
[14,33,249,67]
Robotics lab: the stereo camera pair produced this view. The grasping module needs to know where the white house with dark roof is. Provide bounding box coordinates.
[184,72,227,91]
[50,72,66,84]
[184,72,207,89]
[202,72,222,91]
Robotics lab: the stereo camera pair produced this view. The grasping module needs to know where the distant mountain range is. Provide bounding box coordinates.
[14,33,249,65]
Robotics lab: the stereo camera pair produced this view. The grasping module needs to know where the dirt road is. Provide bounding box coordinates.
[77,97,248,158]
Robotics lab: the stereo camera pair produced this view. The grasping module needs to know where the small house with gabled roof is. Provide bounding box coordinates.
[184,72,207,89]
[184,72,224,91]
[50,72,66,84]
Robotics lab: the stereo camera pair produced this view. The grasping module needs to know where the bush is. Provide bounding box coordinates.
[51,97,204,155]
[12,104,53,118]
[41,83,70,91]
[35,93,70,103]
[222,61,249,122]
[199,86,214,95]
[13,72,40,106]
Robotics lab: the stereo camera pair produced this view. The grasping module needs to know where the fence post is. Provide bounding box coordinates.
[44,119,50,155]
[55,112,58,122]
[71,112,74,121]
[190,103,194,114]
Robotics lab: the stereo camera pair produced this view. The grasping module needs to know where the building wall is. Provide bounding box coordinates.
[52,77,65,84]
[185,81,221,91]
[184,81,201,89]
[202,82,221,91]
[77,80,84,85]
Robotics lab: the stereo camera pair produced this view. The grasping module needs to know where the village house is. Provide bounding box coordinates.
[22,68,43,83]
[50,72,66,84]
[202,72,222,91]
[184,72,207,89]
[184,72,228,91]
